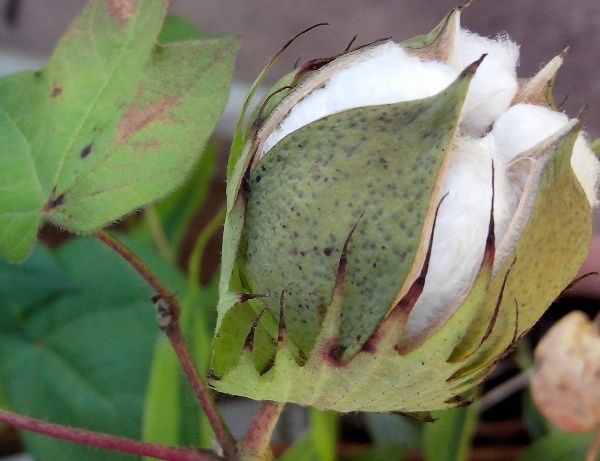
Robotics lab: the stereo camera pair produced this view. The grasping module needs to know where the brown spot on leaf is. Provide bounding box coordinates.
[51,84,63,97]
[322,337,345,367]
[117,97,178,143]
[80,144,93,158]
[107,0,136,25]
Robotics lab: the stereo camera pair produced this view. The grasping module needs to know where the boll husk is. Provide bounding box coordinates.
[210,7,600,414]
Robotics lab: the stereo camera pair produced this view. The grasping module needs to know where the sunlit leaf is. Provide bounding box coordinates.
[0,0,236,262]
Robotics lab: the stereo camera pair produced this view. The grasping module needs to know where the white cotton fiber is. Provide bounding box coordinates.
[572,136,600,207]
[489,103,569,163]
[488,103,600,208]
[449,30,520,136]
[262,42,458,154]
[406,137,493,339]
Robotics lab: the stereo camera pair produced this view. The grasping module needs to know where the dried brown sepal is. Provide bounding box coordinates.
[513,49,568,107]
[531,311,600,433]
[244,307,268,352]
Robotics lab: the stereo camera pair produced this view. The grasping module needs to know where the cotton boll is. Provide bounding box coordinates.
[262,42,458,155]
[451,30,520,136]
[405,137,493,340]
[572,135,600,207]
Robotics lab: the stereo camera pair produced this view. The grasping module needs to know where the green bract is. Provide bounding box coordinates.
[210,9,595,413]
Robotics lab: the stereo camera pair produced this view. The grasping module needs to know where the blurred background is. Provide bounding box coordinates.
[0,1,599,460]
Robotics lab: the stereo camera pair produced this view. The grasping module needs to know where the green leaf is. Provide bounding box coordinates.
[343,445,407,461]
[0,238,159,461]
[309,410,339,461]
[278,434,318,461]
[134,143,217,256]
[132,16,219,258]
[0,0,237,262]
[158,15,210,43]
[0,111,44,261]
[364,413,421,451]
[518,431,597,461]
[423,405,478,461]
[522,389,550,441]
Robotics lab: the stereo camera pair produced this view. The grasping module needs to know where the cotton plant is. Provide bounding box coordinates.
[0,2,598,461]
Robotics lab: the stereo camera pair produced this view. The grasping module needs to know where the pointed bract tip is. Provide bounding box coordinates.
[560,45,571,59]
[576,104,588,125]
[458,0,474,11]
[460,54,486,78]
[244,307,268,352]
[277,22,330,56]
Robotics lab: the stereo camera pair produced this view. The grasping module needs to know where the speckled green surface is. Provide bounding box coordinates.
[239,72,469,356]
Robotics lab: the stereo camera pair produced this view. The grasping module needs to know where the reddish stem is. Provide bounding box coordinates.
[0,409,221,461]
[167,325,238,459]
[95,231,238,460]
[588,426,600,461]
[239,402,284,460]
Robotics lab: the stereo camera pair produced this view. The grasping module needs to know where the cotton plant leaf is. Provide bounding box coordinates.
[0,111,44,261]
[364,413,422,450]
[517,431,597,461]
[0,0,237,262]
[132,12,219,255]
[423,405,479,461]
[309,410,339,461]
[158,15,211,43]
[277,434,318,461]
[132,143,217,255]
[0,238,161,461]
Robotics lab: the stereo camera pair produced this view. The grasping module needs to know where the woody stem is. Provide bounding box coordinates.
[95,230,238,460]
[0,409,221,461]
[239,402,285,461]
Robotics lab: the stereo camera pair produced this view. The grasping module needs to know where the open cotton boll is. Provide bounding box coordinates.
[450,30,520,136]
[262,42,458,155]
[405,137,493,340]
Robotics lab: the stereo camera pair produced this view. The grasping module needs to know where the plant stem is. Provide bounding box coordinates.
[308,410,339,461]
[167,325,237,458]
[0,409,221,461]
[188,203,226,292]
[239,402,285,461]
[185,203,227,448]
[478,369,532,413]
[588,426,600,461]
[95,230,238,460]
[145,206,175,263]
